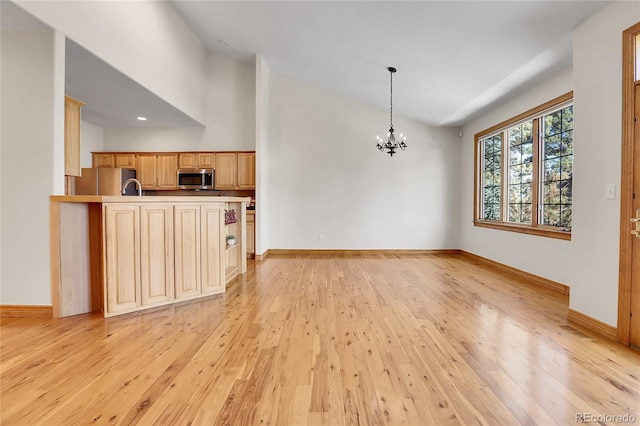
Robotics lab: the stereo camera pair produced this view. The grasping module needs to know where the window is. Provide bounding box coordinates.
[474,92,573,240]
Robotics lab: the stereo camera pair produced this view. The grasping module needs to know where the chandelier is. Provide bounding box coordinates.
[376,66,407,157]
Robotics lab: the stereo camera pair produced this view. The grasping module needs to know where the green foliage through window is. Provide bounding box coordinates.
[476,94,573,236]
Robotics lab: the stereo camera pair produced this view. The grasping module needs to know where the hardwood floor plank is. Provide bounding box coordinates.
[1,253,638,425]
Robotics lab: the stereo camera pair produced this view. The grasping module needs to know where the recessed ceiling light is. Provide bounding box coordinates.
[218,40,228,47]
[137,116,147,121]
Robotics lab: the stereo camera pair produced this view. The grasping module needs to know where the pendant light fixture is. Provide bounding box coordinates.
[376,66,407,157]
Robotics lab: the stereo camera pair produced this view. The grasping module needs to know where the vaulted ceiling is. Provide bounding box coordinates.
[2,1,611,128]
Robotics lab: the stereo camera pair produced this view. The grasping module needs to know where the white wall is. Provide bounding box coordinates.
[460,68,574,285]
[80,120,104,168]
[267,74,461,249]
[570,1,640,326]
[1,28,65,304]
[102,53,255,152]
[460,1,640,327]
[15,0,207,124]
[255,56,270,255]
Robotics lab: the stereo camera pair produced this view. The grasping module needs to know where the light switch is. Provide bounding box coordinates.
[605,184,616,199]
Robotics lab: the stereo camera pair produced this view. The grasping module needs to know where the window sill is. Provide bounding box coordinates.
[473,220,571,241]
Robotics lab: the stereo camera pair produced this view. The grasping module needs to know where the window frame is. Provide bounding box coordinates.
[473,91,573,241]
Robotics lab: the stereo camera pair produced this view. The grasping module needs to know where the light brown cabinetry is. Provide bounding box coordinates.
[140,205,174,305]
[115,154,136,169]
[104,204,141,314]
[92,151,255,191]
[64,96,85,177]
[93,153,114,168]
[214,153,238,190]
[174,205,202,300]
[137,154,178,190]
[215,152,255,190]
[201,205,225,294]
[246,211,255,258]
[237,153,256,190]
[178,153,215,170]
[52,197,247,319]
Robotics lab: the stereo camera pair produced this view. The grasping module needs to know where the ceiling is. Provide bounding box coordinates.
[171,0,610,127]
[2,1,611,128]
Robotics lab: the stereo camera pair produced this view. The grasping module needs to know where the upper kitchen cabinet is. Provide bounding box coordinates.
[64,96,85,177]
[93,153,114,168]
[215,152,255,190]
[178,152,215,170]
[214,153,238,190]
[237,153,256,190]
[93,153,137,168]
[137,154,178,190]
[115,154,136,169]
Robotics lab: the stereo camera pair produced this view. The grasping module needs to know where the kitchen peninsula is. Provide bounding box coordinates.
[50,195,249,318]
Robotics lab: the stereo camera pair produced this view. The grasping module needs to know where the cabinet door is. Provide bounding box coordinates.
[115,154,137,169]
[104,204,140,315]
[174,205,201,299]
[140,205,174,305]
[178,153,197,169]
[214,153,238,190]
[197,153,215,169]
[237,153,256,190]
[137,154,157,189]
[201,205,225,294]
[93,153,114,168]
[64,96,84,176]
[157,154,178,189]
[246,220,255,257]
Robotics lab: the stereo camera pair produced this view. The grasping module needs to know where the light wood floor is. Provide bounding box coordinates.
[1,253,639,425]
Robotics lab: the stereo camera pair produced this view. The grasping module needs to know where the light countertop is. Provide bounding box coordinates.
[51,195,251,203]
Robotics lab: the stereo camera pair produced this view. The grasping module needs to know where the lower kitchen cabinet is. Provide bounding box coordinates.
[174,205,202,300]
[104,204,141,314]
[140,205,174,305]
[246,211,255,258]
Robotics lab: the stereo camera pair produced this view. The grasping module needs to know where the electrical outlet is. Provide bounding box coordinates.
[319,235,325,242]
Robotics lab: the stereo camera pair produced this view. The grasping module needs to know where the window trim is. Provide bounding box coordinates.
[473,91,573,241]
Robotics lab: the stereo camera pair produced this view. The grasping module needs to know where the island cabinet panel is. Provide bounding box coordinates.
[214,153,238,189]
[201,205,225,294]
[104,204,141,314]
[174,205,202,299]
[246,211,255,258]
[140,205,174,306]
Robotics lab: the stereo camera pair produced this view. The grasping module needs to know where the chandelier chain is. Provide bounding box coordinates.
[389,70,393,129]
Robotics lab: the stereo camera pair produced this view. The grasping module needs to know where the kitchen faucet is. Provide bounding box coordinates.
[122,178,143,196]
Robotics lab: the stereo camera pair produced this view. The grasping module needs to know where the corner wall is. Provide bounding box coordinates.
[1,28,65,304]
[266,73,461,249]
[570,1,640,326]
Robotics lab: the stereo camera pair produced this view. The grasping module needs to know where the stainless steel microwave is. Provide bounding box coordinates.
[177,169,214,190]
